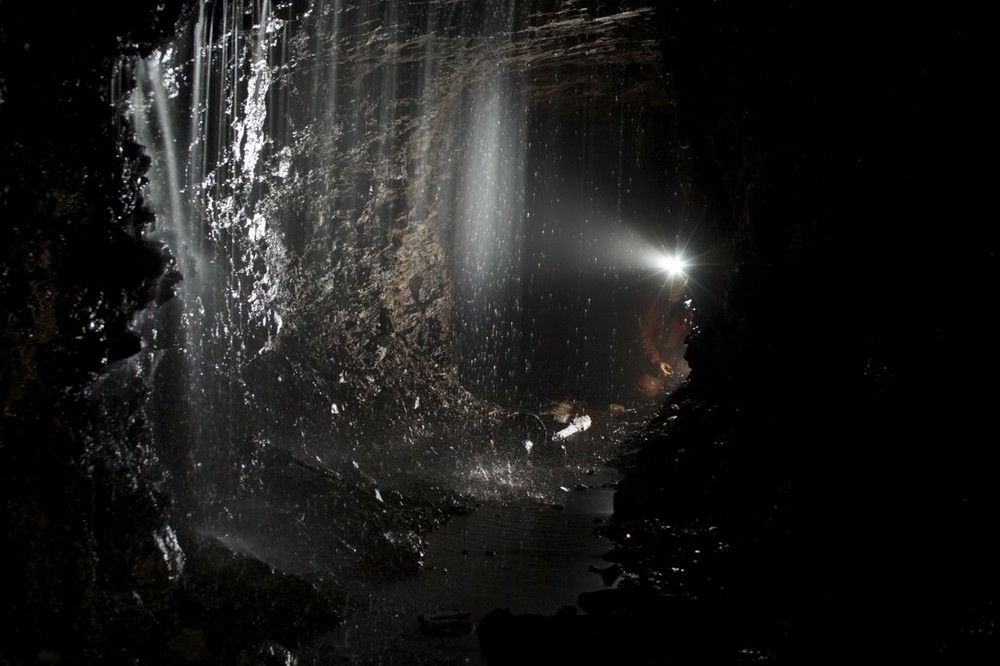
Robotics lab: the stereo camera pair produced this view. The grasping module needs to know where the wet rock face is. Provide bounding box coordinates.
[1,1,670,661]
[114,0,675,514]
[228,0,669,399]
[0,1,198,661]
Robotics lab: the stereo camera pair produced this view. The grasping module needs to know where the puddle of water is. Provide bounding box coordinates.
[421,464,622,615]
[314,406,654,663]
[326,464,622,663]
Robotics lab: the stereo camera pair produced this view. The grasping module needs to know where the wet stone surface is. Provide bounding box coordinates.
[290,405,648,665]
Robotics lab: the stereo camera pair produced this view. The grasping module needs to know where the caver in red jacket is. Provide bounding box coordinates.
[636,280,692,399]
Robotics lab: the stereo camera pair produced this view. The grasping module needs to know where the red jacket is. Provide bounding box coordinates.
[639,297,693,369]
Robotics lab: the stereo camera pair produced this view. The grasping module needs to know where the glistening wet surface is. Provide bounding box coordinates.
[320,411,643,664]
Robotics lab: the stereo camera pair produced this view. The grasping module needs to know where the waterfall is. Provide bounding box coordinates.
[129,0,288,512]
[124,0,670,527]
[451,5,528,405]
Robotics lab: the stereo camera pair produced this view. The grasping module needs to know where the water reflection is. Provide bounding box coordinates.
[331,460,625,663]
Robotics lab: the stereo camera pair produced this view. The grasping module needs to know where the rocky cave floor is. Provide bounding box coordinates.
[123,397,749,665]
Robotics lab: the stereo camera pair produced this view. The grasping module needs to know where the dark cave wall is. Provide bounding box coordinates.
[613,1,996,660]
[0,1,199,659]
